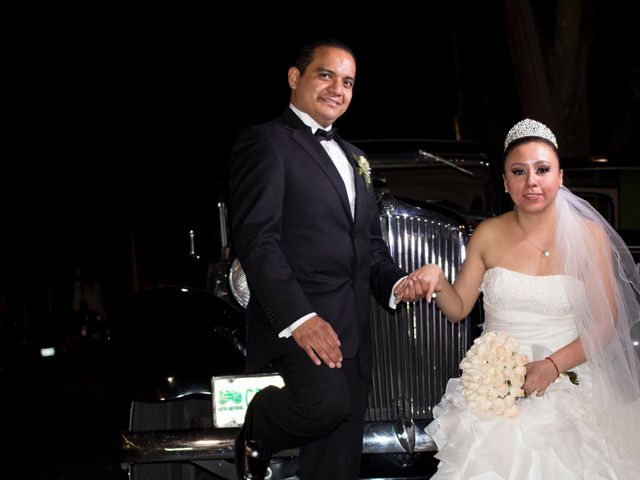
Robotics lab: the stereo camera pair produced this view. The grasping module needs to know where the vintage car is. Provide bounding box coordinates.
[111,138,503,479]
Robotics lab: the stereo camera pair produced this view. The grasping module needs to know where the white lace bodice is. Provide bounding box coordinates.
[479,267,581,360]
[480,267,573,316]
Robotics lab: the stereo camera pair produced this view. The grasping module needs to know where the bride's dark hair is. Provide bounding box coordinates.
[503,137,560,165]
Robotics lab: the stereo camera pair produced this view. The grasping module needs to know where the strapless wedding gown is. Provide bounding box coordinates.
[425,267,626,480]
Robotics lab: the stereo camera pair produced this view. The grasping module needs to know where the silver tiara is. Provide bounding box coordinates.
[504,118,558,152]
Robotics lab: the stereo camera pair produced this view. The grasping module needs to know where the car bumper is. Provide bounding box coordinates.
[120,419,437,465]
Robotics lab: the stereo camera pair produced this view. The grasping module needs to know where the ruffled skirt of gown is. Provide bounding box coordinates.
[425,268,637,479]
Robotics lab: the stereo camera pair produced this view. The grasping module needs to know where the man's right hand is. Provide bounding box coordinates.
[394,264,443,303]
[291,315,343,368]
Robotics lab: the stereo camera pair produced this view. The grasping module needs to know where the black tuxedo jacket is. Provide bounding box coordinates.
[229,108,406,376]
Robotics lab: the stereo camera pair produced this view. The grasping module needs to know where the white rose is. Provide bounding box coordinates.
[511,387,525,398]
[495,383,510,397]
[476,344,489,356]
[476,397,492,413]
[466,381,479,391]
[491,398,506,415]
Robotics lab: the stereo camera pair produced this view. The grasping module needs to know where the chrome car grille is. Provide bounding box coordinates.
[366,205,473,422]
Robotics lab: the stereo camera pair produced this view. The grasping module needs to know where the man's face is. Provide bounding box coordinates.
[288,46,356,128]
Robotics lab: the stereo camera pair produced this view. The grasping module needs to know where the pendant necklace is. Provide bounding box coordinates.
[515,212,552,257]
[525,237,551,257]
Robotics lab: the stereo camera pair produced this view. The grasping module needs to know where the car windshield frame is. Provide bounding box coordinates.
[352,138,501,223]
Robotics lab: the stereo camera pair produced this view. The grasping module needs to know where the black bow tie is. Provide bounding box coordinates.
[314,128,337,141]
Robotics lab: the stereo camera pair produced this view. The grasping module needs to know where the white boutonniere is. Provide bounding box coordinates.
[353,153,372,191]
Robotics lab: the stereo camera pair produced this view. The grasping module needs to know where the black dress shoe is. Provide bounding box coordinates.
[244,439,272,479]
[235,426,271,479]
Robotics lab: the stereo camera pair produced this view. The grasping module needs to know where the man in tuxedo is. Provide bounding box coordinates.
[228,38,422,480]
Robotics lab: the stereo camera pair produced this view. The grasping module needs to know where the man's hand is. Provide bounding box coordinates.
[394,264,443,303]
[291,315,343,368]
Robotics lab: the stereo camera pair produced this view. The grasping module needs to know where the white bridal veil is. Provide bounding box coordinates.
[555,185,640,475]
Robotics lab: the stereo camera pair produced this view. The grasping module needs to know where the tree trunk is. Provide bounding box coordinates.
[547,0,592,157]
[502,0,555,130]
[503,0,592,157]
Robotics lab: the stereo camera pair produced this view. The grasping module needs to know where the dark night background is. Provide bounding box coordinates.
[4,1,640,478]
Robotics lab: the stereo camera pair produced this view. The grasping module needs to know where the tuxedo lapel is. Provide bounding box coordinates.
[335,136,363,223]
[289,128,354,223]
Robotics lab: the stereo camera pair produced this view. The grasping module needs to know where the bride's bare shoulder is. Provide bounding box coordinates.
[465,214,515,268]
[471,212,515,241]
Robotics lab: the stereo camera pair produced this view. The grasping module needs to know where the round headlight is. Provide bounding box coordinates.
[229,257,250,308]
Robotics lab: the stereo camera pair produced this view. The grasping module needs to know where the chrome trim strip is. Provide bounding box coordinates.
[120,422,437,465]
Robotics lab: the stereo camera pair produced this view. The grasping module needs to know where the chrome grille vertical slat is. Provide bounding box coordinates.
[366,208,472,422]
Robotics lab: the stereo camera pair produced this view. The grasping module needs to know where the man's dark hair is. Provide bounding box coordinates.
[293,38,355,76]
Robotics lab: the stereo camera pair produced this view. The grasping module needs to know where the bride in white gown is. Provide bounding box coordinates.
[395,119,640,479]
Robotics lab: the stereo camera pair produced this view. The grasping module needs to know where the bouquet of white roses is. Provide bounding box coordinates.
[459,331,529,418]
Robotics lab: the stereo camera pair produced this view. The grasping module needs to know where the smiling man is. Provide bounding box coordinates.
[228,39,420,479]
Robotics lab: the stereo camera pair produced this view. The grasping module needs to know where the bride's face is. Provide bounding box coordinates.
[503,140,563,213]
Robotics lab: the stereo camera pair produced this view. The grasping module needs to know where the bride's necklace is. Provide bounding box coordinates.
[525,236,551,257]
[515,213,552,257]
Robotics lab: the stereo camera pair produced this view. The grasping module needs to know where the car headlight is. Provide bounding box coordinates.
[229,257,250,308]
